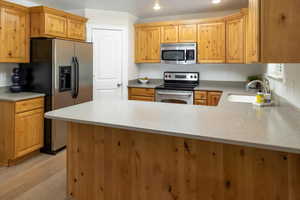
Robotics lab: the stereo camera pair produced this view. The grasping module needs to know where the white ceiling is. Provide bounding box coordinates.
[28,0,248,18]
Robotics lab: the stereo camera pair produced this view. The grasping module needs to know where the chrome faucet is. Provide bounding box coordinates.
[246,79,270,94]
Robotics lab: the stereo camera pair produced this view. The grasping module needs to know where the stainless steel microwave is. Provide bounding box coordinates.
[161,43,197,64]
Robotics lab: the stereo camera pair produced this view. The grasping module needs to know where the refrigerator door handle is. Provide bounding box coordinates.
[75,56,80,98]
[71,56,77,98]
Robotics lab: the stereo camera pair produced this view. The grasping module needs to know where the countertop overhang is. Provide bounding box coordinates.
[45,83,300,154]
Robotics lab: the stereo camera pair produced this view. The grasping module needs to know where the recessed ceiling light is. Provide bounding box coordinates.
[212,0,221,4]
[153,2,161,10]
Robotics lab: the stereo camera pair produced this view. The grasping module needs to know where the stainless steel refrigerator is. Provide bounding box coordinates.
[20,38,93,154]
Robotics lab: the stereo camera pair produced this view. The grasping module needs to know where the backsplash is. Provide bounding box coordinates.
[266,64,300,109]
[138,64,264,81]
[0,64,17,87]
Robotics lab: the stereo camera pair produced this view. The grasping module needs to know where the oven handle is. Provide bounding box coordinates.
[157,91,192,96]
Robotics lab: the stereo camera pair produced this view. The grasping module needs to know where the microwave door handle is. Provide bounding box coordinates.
[184,49,187,63]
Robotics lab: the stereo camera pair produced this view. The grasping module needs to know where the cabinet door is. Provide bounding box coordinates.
[146,27,161,61]
[179,24,197,42]
[198,22,225,63]
[208,92,222,106]
[67,19,86,41]
[161,25,178,43]
[226,17,245,63]
[247,0,260,63]
[135,27,147,63]
[135,27,161,63]
[15,108,44,158]
[0,7,29,63]
[44,13,67,38]
[260,0,300,63]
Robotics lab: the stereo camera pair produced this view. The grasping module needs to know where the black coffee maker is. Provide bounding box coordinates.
[10,67,22,93]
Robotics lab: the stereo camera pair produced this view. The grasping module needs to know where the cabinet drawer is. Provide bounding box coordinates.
[15,97,44,113]
[129,88,155,97]
[195,99,208,105]
[129,96,154,102]
[194,91,208,100]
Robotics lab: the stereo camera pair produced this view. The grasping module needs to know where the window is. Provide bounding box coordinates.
[266,63,284,80]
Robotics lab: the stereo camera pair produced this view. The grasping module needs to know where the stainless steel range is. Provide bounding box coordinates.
[155,72,199,104]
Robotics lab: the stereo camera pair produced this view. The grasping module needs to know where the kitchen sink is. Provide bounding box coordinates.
[227,94,256,103]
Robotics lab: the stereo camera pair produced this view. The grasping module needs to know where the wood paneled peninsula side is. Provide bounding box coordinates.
[45,94,300,200]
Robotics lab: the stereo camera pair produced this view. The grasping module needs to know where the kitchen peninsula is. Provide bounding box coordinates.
[45,93,300,200]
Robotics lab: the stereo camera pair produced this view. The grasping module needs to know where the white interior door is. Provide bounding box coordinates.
[92,28,123,100]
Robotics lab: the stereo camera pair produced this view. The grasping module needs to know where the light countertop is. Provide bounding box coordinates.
[128,79,163,89]
[0,87,45,102]
[45,82,300,154]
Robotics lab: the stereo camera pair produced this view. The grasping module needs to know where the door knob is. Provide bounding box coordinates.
[117,83,122,87]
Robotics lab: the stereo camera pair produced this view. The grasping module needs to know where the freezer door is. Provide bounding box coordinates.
[51,39,75,152]
[74,42,93,104]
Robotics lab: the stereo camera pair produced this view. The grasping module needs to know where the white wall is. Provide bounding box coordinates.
[266,64,300,109]
[138,64,264,82]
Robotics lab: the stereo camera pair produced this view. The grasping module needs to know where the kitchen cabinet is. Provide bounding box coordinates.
[67,17,86,40]
[128,87,155,102]
[0,1,30,63]
[195,91,222,106]
[135,27,161,63]
[161,25,178,43]
[178,24,197,42]
[208,91,222,106]
[226,12,246,63]
[248,0,300,63]
[197,22,226,63]
[161,24,197,43]
[0,97,44,166]
[194,91,208,105]
[30,6,87,41]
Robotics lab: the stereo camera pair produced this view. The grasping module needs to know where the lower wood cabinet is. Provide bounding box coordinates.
[0,97,44,166]
[128,88,155,102]
[194,91,222,106]
[194,91,208,105]
[208,91,222,106]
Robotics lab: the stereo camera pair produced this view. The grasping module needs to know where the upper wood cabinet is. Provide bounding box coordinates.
[226,12,247,63]
[161,24,197,43]
[44,13,67,38]
[247,0,260,63]
[161,25,178,43]
[135,26,161,63]
[67,17,86,40]
[178,24,197,42]
[30,6,87,41]
[197,22,226,63]
[0,1,30,63]
[248,0,300,63]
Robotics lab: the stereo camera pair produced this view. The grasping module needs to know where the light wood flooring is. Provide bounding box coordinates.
[0,151,67,200]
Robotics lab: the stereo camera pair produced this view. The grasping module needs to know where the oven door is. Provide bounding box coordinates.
[156,90,194,105]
